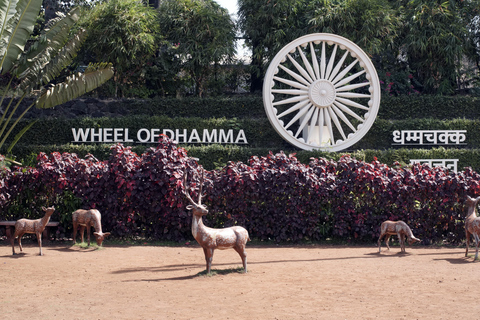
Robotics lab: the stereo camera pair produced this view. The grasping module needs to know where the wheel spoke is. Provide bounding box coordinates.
[287,54,314,83]
[320,42,326,79]
[331,59,358,85]
[284,103,312,130]
[273,76,309,90]
[336,82,369,92]
[297,46,317,81]
[307,108,320,144]
[333,101,365,122]
[310,42,321,80]
[328,106,347,140]
[295,106,315,138]
[334,70,366,88]
[279,64,310,86]
[277,100,310,118]
[325,44,338,80]
[335,97,370,111]
[332,104,356,132]
[271,89,309,95]
[324,108,334,143]
[328,51,349,82]
[336,92,371,99]
[272,95,309,106]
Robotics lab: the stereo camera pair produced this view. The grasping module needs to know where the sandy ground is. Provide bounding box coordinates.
[1,240,480,320]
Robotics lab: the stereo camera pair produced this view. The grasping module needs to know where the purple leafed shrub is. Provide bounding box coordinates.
[1,137,480,244]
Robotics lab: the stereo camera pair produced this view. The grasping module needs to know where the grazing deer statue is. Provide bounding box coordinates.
[11,206,55,256]
[378,220,421,253]
[72,209,110,246]
[464,195,480,260]
[183,169,250,274]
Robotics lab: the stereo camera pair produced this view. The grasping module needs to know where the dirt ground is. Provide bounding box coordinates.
[1,240,480,320]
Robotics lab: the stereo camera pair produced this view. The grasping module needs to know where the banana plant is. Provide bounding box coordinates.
[0,0,114,158]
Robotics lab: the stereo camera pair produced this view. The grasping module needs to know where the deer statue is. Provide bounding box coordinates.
[377,220,421,253]
[72,209,110,246]
[183,169,250,274]
[464,195,480,260]
[11,206,56,256]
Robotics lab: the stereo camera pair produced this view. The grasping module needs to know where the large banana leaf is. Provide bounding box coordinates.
[18,29,88,94]
[36,62,114,109]
[0,0,42,73]
[16,6,81,76]
[0,0,18,46]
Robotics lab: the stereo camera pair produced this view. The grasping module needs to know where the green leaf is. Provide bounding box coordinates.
[6,118,36,153]
[18,28,87,94]
[0,0,43,73]
[35,62,114,109]
[16,6,81,76]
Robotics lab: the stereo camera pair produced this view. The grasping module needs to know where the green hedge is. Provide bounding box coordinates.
[83,95,480,120]
[6,94,480,171]
[6,115,480,152]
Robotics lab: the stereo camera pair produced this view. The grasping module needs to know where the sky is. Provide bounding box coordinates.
[213,0,250,59]
[213,0,238,17]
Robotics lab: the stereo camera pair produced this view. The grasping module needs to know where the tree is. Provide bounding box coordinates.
[0,1,114,157]
[306,0,402,56]
[399,0,480,94]
[80,0,159,97]
[157,0,236,97]
[237,0,308,93]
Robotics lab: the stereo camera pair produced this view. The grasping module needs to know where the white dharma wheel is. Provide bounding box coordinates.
[263,33,381,151]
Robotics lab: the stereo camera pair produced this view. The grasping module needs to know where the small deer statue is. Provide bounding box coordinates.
[183,169,250,274]
[72,209,110,246]
[378,220,421,253]
[464,195,480,260]
[11,206,55,256]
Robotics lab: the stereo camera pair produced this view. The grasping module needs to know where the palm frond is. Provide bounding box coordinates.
[36,62,114,109]
[18,28,87,94]
[0,0,42,73]
[16,6,81,76]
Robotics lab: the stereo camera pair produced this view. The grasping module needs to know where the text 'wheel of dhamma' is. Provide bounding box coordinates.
[263,33,381,151]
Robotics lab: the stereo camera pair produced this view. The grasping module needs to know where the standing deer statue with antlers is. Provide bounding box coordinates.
[377,220,421,253]
[183,169,250,274]
[464,195,480,260]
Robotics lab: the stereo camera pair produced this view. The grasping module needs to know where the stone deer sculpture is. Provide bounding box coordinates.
[11,206,55,256]
[378,220,421,253]
[183,169,250,274]
[464,195,480,260]
[72,209,110,246]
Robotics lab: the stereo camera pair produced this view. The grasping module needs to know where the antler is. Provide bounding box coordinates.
[183,168,205,205]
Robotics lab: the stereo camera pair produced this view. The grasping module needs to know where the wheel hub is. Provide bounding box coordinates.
[308,79,336,108]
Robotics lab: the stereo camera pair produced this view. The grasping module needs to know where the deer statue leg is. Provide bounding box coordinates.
[466,230,471,257]
[72,222,78,244]
[17,232,25,253]
[86,225,91,246]
[36,231,43,256]
[473,233,480,260]
[399,233,405,253]
[385,235,391,250]
[203,247,214,274]
[377,234,384,253]
[234,246,248,273]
